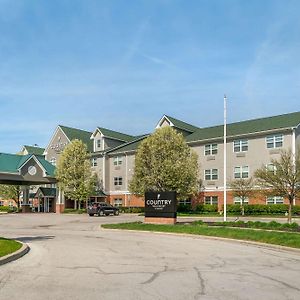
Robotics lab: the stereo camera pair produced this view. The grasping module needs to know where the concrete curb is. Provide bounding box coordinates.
[0,241,30,266]
[102,227,300,254]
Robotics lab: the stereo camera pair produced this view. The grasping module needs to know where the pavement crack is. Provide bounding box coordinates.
[248,271,300,292]
[141,266,168,285]
[193,267,206,298]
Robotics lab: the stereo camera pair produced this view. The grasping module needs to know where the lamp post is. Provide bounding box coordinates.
[223,95,227,222]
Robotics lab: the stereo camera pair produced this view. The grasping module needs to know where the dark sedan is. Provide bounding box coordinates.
[87,202,119,216]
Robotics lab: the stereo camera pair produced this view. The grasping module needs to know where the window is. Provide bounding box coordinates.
[114,177,123,186]
[205,169,218,180]
[266,134,283,149]
[205,144,218,156]
[234,197,249,204]
[97,139,101,148]
[92,158,97,167]
[266,196,284,204]
[113,156,123,166]
[114,198,123,207]
[234,166,249,179]
[233,140,248,152]
[50,157,56,166]
[179,199,191,205]
[0,201,3,206]
[205,196,218,205]
[267,163,277,174]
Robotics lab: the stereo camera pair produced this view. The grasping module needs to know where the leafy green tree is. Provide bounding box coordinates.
[0,185,22,208]
[255,149,300,223]
[229,178,255,216]
[55,139,95,209]
[129,126,199,201]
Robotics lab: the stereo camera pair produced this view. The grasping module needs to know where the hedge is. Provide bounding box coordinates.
[0,206,17,212]
[177,204,218,213]
[224,204,300,215]
[119,207,144,213]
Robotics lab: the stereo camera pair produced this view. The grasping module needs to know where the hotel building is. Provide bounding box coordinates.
[40,111,300,210]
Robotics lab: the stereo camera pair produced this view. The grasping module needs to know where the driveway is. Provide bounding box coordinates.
[0,213,300,300]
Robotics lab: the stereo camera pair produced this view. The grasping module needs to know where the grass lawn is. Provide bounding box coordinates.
[102,222,300,249]
[0,238,22,257]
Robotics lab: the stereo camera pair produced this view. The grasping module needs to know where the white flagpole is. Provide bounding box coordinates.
[223,95,227,222]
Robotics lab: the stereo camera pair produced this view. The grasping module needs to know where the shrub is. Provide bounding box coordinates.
[0,206,16,213]
[119,207,144,213]
[177,204,192,213]
[63,208,86,214]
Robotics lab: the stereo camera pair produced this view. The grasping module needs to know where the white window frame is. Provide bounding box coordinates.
[205,196,218,205]
[204,144,218,156]
[113,156,123,166]
[114,198,123,207]
[234,196,249,204]
[267,163,277,174]
[233,139,248,152]
[205,169,218,180]
[97,139,101,148]
[179,199,192,205]
[266,134,283,149]
[234,166,249,179]
[266,196,284,204]
[114,177,123,186]
[50,157,56,166]
[92,158,97,167]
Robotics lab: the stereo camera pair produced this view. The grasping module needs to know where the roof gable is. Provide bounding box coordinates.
[94,127,136,142]
[156,115,200,133]
[59,125,93,152]
[22,145,45,156]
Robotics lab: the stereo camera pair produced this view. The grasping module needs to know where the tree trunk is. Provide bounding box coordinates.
[288,197,292,224]
[241,205,245,216]
[78,201,81,210]
[74,200,77,210]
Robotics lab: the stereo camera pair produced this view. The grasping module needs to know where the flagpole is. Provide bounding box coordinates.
[223,94,227,222]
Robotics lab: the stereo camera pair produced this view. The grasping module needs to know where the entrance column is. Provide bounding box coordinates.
[22,186,31,213]
[56,188,65,213]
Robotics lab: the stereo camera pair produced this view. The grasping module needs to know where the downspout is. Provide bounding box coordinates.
[125,154,128,207]
[292,128,296,205]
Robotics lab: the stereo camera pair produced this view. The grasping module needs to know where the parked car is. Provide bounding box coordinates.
[87,202,119,216]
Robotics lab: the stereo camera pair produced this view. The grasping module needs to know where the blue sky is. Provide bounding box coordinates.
[0,0,300,153]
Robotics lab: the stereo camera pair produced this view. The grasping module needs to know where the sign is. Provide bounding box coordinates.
[145,192,177,218]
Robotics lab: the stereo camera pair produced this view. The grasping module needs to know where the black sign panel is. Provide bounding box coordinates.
[145,192,177,218]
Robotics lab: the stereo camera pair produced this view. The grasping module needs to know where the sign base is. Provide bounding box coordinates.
[144,217,177,225]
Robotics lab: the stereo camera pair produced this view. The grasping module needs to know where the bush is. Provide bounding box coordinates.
[177,204,192,213]
[63,208,86,214]
[194,204,218,213]
[119,207,144,213]
[0,206,17,213]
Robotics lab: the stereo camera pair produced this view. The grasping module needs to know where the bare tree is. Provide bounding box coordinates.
[255,149,300,223]
[229,178,255,215]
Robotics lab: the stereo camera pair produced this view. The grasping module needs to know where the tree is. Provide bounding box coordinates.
[129,126,199,201]
[55,139,95,209]
[0,185,22,208]
[255,149,300,223]
[229,178,255,216]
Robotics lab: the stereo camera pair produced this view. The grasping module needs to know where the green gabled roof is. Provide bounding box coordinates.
[107,135,149,155]
[97,127,136,142]
[23,145,45,156]
[0,153,55,177]
[164,115,200,133]
[59,125,93,152]
[36,187,56,197]
[186,111,300,143]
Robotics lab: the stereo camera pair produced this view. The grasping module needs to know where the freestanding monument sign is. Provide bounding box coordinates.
[144,191,177,224]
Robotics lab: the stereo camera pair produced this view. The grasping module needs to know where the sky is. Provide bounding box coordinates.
[0,0,300,153]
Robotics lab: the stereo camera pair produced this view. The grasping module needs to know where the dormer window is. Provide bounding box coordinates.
[97,139,101,148]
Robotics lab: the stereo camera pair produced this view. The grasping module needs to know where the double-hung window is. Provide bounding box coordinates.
[92,158,97,167]
[204,144,218,156]
[233,140,248,152]
[234,166,249,179]
[113,156,123,166]
[234,197,249,204]
[205,196,218,205]
[114,177,123,186]
[50,157,56,166]
[266,134,283,149]
[114,198,123,207]
[97,139,101,148]
[266,196,283,204]
[205,169,218,180]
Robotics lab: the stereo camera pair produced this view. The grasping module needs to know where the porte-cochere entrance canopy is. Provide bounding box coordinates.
[0,153,56,185]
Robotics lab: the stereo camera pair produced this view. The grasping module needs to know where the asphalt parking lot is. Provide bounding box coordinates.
[0,213,300,300]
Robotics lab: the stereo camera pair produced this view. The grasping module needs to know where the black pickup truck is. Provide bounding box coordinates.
[87,202,119,217]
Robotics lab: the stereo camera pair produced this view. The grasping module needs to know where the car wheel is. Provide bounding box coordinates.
[114,210,119,216]
[98,210,104,217]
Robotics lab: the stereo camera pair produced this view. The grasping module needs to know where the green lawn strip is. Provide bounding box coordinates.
[0,238,22,257]
[102,222,300,249]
